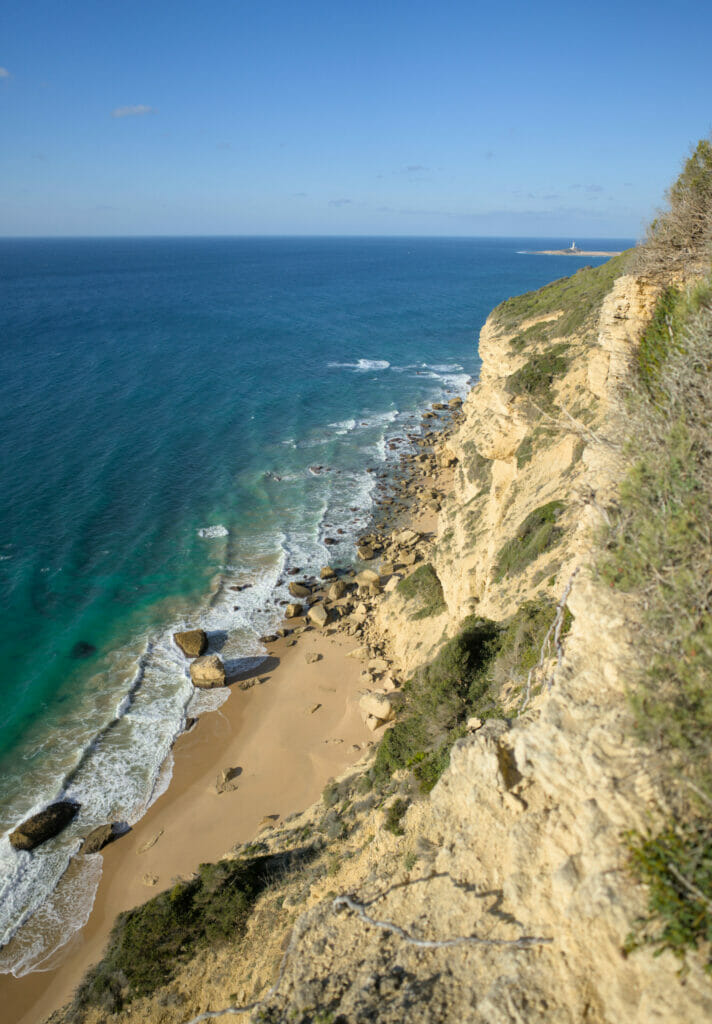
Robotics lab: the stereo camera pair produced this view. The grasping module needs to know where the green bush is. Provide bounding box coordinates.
[384,798,410,836]
[371,616,503,790]
[494,501,565,582]
[625,823,712,971]
[370,598,569,793]
[506,344,569,410]
[71,852,312,1014]
[396,563,446,619]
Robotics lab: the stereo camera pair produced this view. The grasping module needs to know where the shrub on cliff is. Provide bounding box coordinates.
[69,850,315,1015]
[603,272,712,967]
[396,563,446,619]
[635,136,712,280]
[494,501,565,582]
[371,598,569,792]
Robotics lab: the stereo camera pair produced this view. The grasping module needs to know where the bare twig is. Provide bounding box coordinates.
[332,893,552,950]
[666,861,712,915]
[520,567,580,713]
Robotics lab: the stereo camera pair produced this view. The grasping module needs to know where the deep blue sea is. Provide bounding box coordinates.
[0,235,631,972]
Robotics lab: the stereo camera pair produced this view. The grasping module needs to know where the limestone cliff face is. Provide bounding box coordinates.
[251,270,712,1023]
[56,271,712,1024]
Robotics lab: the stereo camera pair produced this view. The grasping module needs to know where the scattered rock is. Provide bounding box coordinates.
[320,566,337,579]
[216,766,241,794]
[327,579,348,601]
[384,575,402,593]
[467,716,483,731]
[190,655,226,688]
[368,657,390,674]
[142,873,159,886]
[173,629,208,658]
[285,603,304,618]
[357,544,375,560]
[288,582,311,598]
[80,822,124,855]
[9,801,81,851]
[448,396,463,408]
[305,651,322,664]
[359,690,404,722]
[308,603,330,628]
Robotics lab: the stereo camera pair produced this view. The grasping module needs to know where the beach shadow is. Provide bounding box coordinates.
[226,655,280,685]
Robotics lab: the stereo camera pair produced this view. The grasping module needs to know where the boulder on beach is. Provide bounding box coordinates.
[358,690,404,723]
[285,603,304,619]
[190,655,226,688]
[174,629,208,658]
[81,822,124,855]
[308,603,330,628]
[327,579,348,601]
[216,766,241,794]
[357,543,374,560]
[10,800,80,852]
[288,582,311,598]
[448,396,463,408]
[320,566,336,579]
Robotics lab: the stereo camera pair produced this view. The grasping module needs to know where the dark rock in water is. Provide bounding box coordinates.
[80,822,125,855]
[10,801,80,851]
[70,641,96,659]
[173,629,208,658]
[324,537,337,545]
[287,567,301,576]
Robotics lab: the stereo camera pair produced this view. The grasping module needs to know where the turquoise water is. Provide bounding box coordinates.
[0,236,630,971]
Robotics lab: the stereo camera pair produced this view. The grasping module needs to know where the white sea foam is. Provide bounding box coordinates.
[198,525,229,538]
[328,358,390,370]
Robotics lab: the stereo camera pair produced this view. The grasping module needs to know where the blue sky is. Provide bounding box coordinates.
[1,0,710,237]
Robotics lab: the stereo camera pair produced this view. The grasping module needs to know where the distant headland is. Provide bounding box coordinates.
[529,240,622,256]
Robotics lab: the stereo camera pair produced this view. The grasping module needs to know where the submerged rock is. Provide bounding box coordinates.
[174,629,208,658]
[190,655,226,688]
[70,641,96,659]
[10,801,80,851]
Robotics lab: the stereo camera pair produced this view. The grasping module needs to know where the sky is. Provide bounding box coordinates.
[1,0,711,238]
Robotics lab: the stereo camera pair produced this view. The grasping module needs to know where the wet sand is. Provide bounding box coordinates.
[2,626,371,1024]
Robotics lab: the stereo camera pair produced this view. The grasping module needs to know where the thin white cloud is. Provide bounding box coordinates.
[0,67,11,79]
[111,104,156,119]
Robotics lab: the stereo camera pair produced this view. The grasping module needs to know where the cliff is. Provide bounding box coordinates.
[52,259,712,1024]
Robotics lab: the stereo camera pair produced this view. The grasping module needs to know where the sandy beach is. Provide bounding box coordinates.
[1,396,460,1024]
[1,626,373,1024]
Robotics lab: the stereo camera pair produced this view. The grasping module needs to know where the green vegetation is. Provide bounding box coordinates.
[384,798,410,836]
[396,563,446,619]
[636,135,712,278]
[506,343,569,410]
[461,439,492,487]
[494,253,629,336]
[371,598,568,792]
[509,319,552,351]
[70,853,311,1015]
[625,824,712,972]
[601,140,712,966]
[494,501,565,583]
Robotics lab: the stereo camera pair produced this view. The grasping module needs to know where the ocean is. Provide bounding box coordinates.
[0,235,631,973]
